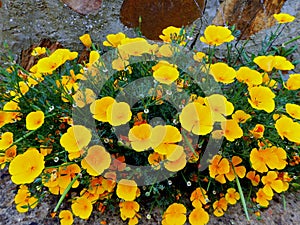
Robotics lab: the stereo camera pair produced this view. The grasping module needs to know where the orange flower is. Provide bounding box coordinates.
[9,148,44,184]
[59,210,74,225]
[151,125,182,155]
[189,207,210,225]
[225,156,246,181]
[179,102,213,135]
[0,132,13,150]
[225,188,240,205]
[81,145,111,176]
[57,164,81,190]
[209,155,230,184]
[14,185,38,213]
[26,111,44,130]
[116,179,139,201]
[204,94,234,122]
[209,62,236,84]
[213,197,228,217]
[200,25,234,46]
[79,34,92,48]
[90,97,116,122]
[248,86,275,113]
[190,187,208,208]
[128,123,152,152]
[71,197,93,219]
[107,101,132,126]
[246,171,260,186]
[60,125,92,153]
[73,88,96,108]
[232,110,251,123]
[255,188,272,207]
[148,152,165,170]
[119,201,140,220]
[162,203,187,225]
[164,151,187,172]
[275,116,300,143]
[261,171,285,196]
[0,111,9,128]
[249,124,265,138]
[221,119,243,142]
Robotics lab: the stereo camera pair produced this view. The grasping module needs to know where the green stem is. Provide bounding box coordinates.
[283,35,300,46]
[235,174,250,221]
[282,193,286,210]
[181,130,197,158]
[53,173,80,212]
[6,130,37,150]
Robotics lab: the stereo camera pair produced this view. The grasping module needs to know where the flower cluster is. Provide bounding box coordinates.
[0,13,299,225]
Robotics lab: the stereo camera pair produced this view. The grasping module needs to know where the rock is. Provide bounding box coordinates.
[212,0,286,39]
[120,0,206,40]
[60,0,102,15]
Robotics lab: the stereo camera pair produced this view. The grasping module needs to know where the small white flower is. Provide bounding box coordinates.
[54,157,59,162]
[144,108,149,114]
[168,180,172,185]
[146,214,151,220]
[187,181,192,186]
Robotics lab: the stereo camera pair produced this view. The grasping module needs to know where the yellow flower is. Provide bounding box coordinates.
[31,47,46,56]
[213,197,227,217]
[0,111,9,128]
[261,171,285,196]
[79,34,92,48]
[204,94,234,122]
[200,25,234,46]
[73,88,96,108]
[81,145,111,176]
[71,197,93,220]
[236,66,262,86]
[164,151,187,172]
[128,123,152,152]
[59,210,74,225]
[285,74,300,90]
[209,62,236,84]
[9,148,44,184]
[0,132,13,150]
[225,188,240,205]
[275,116,300,143]
[254,55,294,72]
[190,187,208,208]
[248,86,275,113]
[159,26,185,44]
[119,201,140,220]
[103,32,127,48]
[152,63,179,85]
[250,147,287,173]
[221,119,243,142]
[249,124,265,139]
[232,110,251,123]
[118,37,151,56]
[60,125,92,153]
[14,185,38,213]
[286,103,300,120]
[57,164,81,190]
[246,171,260,186]
[193,52,207,62]
[90,97,116,122]
[179,101,213,135]
[157,44,174,57]
[26,111,44,130]
[189,207,210,225]
[86,50,101,68]
[112,57,130,71]
[107,101,132,126]
[256,188,272,207]
[253,55,275,72]
[274,56,295,71]
[162,203,187,225]
[274,13,295,23]
[116,179,139,201]
[151,125,182,155]
[209,155,230,184]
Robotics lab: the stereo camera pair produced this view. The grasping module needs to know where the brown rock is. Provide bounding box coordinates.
[60,0,102,15]
[212,0,287,39]
[120,0,206,40]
